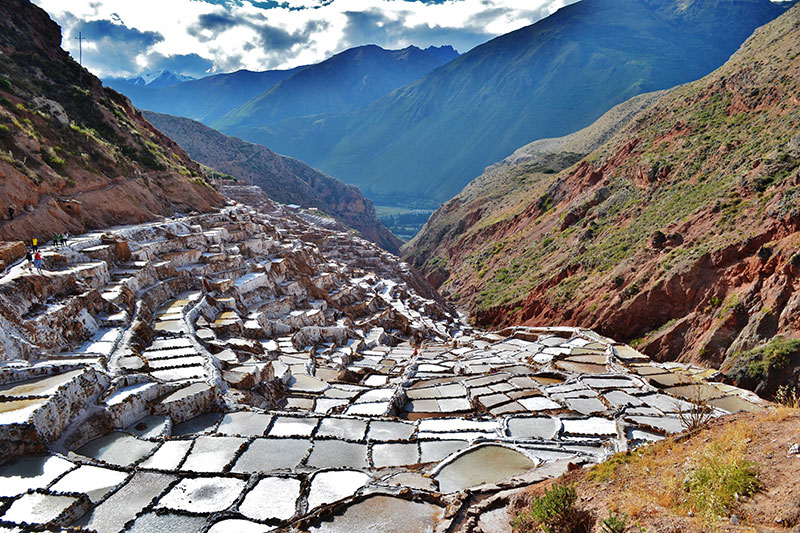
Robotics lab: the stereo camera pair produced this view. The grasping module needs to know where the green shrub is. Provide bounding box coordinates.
[0,77,12,92]
[684,446,759,520]
[600,511,628,533]
[513,482,586,533]
[42,147,65,168]
[740,335,800,379]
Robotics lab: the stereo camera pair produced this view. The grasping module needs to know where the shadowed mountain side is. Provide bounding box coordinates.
[217,0,787,208]
[406,3,800,391]
[214,44,459,130]
[105,67,305,125]
[143,111,402,254]
[0,0,223,244]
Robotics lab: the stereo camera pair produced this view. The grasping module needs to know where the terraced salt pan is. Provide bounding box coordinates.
[127,512,207,533]
[157,476,246,512]
[1,492,80,526]
[372,442,420,467]
[419,440,468,463]
[181,436,245,472]
[307,440,369,469]
[0,398,48,423]
[127,415,170,439]
[139,440,192,470]
[238,476,300,521]
[434,445,537,492]
[561,417,617,436]
[306,470,371,510]
[316,417,368,440]
[208,519,275,533]
[308,494,444,533]
[75,432,158,467]
[288,374,329,393]
[217,411,273,436]
[0,369,84,397]
[0,455,74,497]
[345,402,389,416]
[74,472,176,533]
[103,382,156,406]
[367,420,415,441]
[269,416,318,437]
[172,412,221,435]
[50,465,128,502]
[507,417,561,439]
[232,438,310,473]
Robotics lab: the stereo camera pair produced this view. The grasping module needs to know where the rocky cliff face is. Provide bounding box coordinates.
[406,4,800,390]
[143,111,403,254]
[0,0,223,243]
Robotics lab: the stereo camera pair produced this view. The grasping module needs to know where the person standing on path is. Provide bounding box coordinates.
[32,237,38,252]
[25,249,32,271]
[33,251,43,273]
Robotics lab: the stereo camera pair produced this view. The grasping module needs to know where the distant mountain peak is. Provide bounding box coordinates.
[127,70,196,88]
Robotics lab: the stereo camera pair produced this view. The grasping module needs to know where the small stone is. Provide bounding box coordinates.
[788,443,800,455]
[730,514,739,525]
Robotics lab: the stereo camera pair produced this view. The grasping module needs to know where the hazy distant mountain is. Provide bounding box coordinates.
[112,70,196,88]
[104,67,305,124]
[216,0,788,208]
[144,111,403,254]
[214,45,459,129]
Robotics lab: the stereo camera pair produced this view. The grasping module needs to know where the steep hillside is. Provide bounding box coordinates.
[218,0,787,208]
[509,410,800,532]
[215,45,458,130]
[144,111,402,254]
[104,66,304,125]
[405,90,666,285]
[407,3,800,388]
[0,0,223,243]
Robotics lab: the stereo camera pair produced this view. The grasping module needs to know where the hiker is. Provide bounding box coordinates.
[7,205,14,220]
[24,249,32,271]
[33,251,43,273]
[32,237,38,252]
[63,232,69,247]
[53,233,59,249]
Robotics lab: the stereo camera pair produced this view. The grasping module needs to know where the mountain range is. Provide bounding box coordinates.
[144,111,402,254]
[107,70,196,89]
[214,0,788,208]
[406,1,800,391]
[106,44,458,133]
[103,67,305,125]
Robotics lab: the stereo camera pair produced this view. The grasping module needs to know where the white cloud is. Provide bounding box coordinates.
[33,0,578,77]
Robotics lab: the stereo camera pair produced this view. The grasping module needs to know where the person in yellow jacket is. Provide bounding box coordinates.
[32,237,38,252]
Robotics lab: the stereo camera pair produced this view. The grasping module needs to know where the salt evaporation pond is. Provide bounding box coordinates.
[308,495,444,533]
[434,444,537,493]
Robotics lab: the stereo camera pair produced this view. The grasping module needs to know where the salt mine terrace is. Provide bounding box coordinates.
[0,186,767,532]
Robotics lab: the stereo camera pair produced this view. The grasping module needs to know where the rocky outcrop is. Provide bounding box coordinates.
[143,111,402,254]
[406,4,800,388]
[0,0,223,245]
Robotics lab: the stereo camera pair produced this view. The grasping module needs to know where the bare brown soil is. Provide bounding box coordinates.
[509,409,800,532]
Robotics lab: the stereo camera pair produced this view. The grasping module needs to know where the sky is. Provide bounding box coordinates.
[33,0,579,80]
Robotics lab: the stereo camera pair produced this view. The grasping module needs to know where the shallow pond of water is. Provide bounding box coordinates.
[307,495,444,533]
[434,445,536,492]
